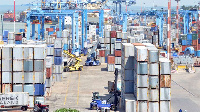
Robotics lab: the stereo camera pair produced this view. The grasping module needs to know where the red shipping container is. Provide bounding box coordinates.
[192,40,197,46]
[46,67,52,78]
[15,35,22,41]
[107,55,115,64]
[46,28,54,32]
[115,50,121,57]
[99,50,105,57]
[182,45,187,51]
[198,44,200,50]
[110,31,117,38]
[56,28,59,31]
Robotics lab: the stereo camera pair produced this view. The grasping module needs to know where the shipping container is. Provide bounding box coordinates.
[45,79,51,88]
[24,72,34,83]
[110,31,117,38]
[149,102,159,112]
[107,64,115,72]
[149,76,159,88]
[122,69,134,81]
[137,88,148,100]
[160,58,171,75]
[24,84,34,95]
[115,50,121,57]
[46,67,52,78]
[13,60,24,71]
[54,57,62,65]
[54,48,62,57]
[125,94,136,112]
[13,84,23,92]
[53,65,63,74]
[2,59,12,71]
[24,60,33,72]
[115,41,122,50]
[13,72,24,83]
[148,48,159,63]
[29,96,34,107]
[137,101,148,112]
[34,84,44,96]
[136,61,148,74]
[34,60,44,72]
[35,72,44,84]
[149,63,159,75]
[34,45,46,59]
[121,56,134,70]
[13,46,24,59]
[2,46,12,60]
[160,75,171,87]
[136,75,148,88]
[2,72,12,83]
[24,46,33,59]
[107,55,115,64]
[160,88,171,100]
[47,47,54,56]
[122,80,134,93]
[99,50,105,57]
[122,43,134,57]
[149,89,159,101]
[46,57,52,68]
[115,65,121,70]
[160,101,171,112]
[115,57,121,64]
[134,46,148,61]
[2,84,12,94]
[54,38,63,48]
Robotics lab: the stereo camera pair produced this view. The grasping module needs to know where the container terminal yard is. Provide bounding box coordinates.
[0,0,200,112]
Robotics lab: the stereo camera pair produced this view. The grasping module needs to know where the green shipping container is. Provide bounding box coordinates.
[192,34,198,40]
[179,34,187,40]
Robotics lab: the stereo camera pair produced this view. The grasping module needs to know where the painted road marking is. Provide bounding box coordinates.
[64,72,71,105]
[77,71,80,105]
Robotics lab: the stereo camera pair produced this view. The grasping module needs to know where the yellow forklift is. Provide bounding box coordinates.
[63,50,83,72]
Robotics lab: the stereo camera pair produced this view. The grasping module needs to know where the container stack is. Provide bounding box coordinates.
[159,57,171,112]
[2,45,13,94]
[45,56,53,97]
[114,41,122,70]
[105,31,111,54]
[121,43,134,106]
[15,33,23,44]
[46,28,55,36]
[121,32,128,43]
[121,43,172,112]
[1,44,47,107]
[53,38,63,82]
[110,31,117,54]
[107,54,115,72]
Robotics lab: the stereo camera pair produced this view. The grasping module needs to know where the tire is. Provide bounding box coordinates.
[111,105,116,110]
[89,62,93,66]
[79,67,82,71]
[92,106,97,110]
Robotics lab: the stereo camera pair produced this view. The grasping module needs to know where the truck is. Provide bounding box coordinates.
[0,92,29,111]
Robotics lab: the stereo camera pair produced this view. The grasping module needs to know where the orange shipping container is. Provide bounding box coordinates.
[99,50,105,57]
[107,55,115,64]
[132,43,145,46]
[46,67,52,78]
[182,45,187,51]
[115,50,121,57]
[192,40,197,46]
[160,75,171,87]
[2,84,12,94]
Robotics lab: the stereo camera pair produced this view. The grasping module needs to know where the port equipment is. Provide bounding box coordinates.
[33,101,49,112]
[26,8,104,54]
[90,92,116,111]
[63,50,83,72]
[85,35,101,66]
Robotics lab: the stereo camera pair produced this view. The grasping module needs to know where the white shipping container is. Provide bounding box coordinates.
[2,59,12,71]
[107,64,115,72]
[29,96,34,107]
[122,43,134,57]
[125,94,136,112]
[13,46,24,59]
[149,102,159,112]
[134,46,148,61]
[137,101,148,112]
[114,65,121,70]
[47,47,54,56]
[160,88,171,100]
[8,32,14,39]
[24,46,34,59]
[34,45,46,59]
[137,75,148,87]
[137,88,148,100]
[13,72,24,83]
[35,72,44,84]
[160,101,171,112]
[149,89,159,101]
[46,57,52,68]
[0,92,29,106]
[115,57,121,64]
[2,46,13,60]
[2,72,12,83]
[13,60,24,71]
[53,65,63,74]
[54,38,63,48]
[115,42,121,50]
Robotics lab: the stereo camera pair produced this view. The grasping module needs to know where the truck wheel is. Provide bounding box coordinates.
[89,62,93,66]
[111,105,116,110]
[92,106,97,110]
[21,106,27,111]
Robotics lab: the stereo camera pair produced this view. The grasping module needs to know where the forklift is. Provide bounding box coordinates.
[90,69,120,111]
[63,50,83,72]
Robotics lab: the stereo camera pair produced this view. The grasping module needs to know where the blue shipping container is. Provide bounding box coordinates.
[3,30,9,37]
[19,29,25,32]
[182,40,187,45]
[197,50,200,58]
[56,31,62,38]
[199,39,200,44]
[47,44,54,47]
[54,57,62,65]
[194,51,197,57]
[3,37,8,41]
[63,44,68,50]
[116,38,122,41]
[187,34,192,40]
[54,48,62,57]
[15,41,22,44]
[48,31,54,35]
[34,84,44,96]
[105,56,108,63]
[187,40,192,45]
